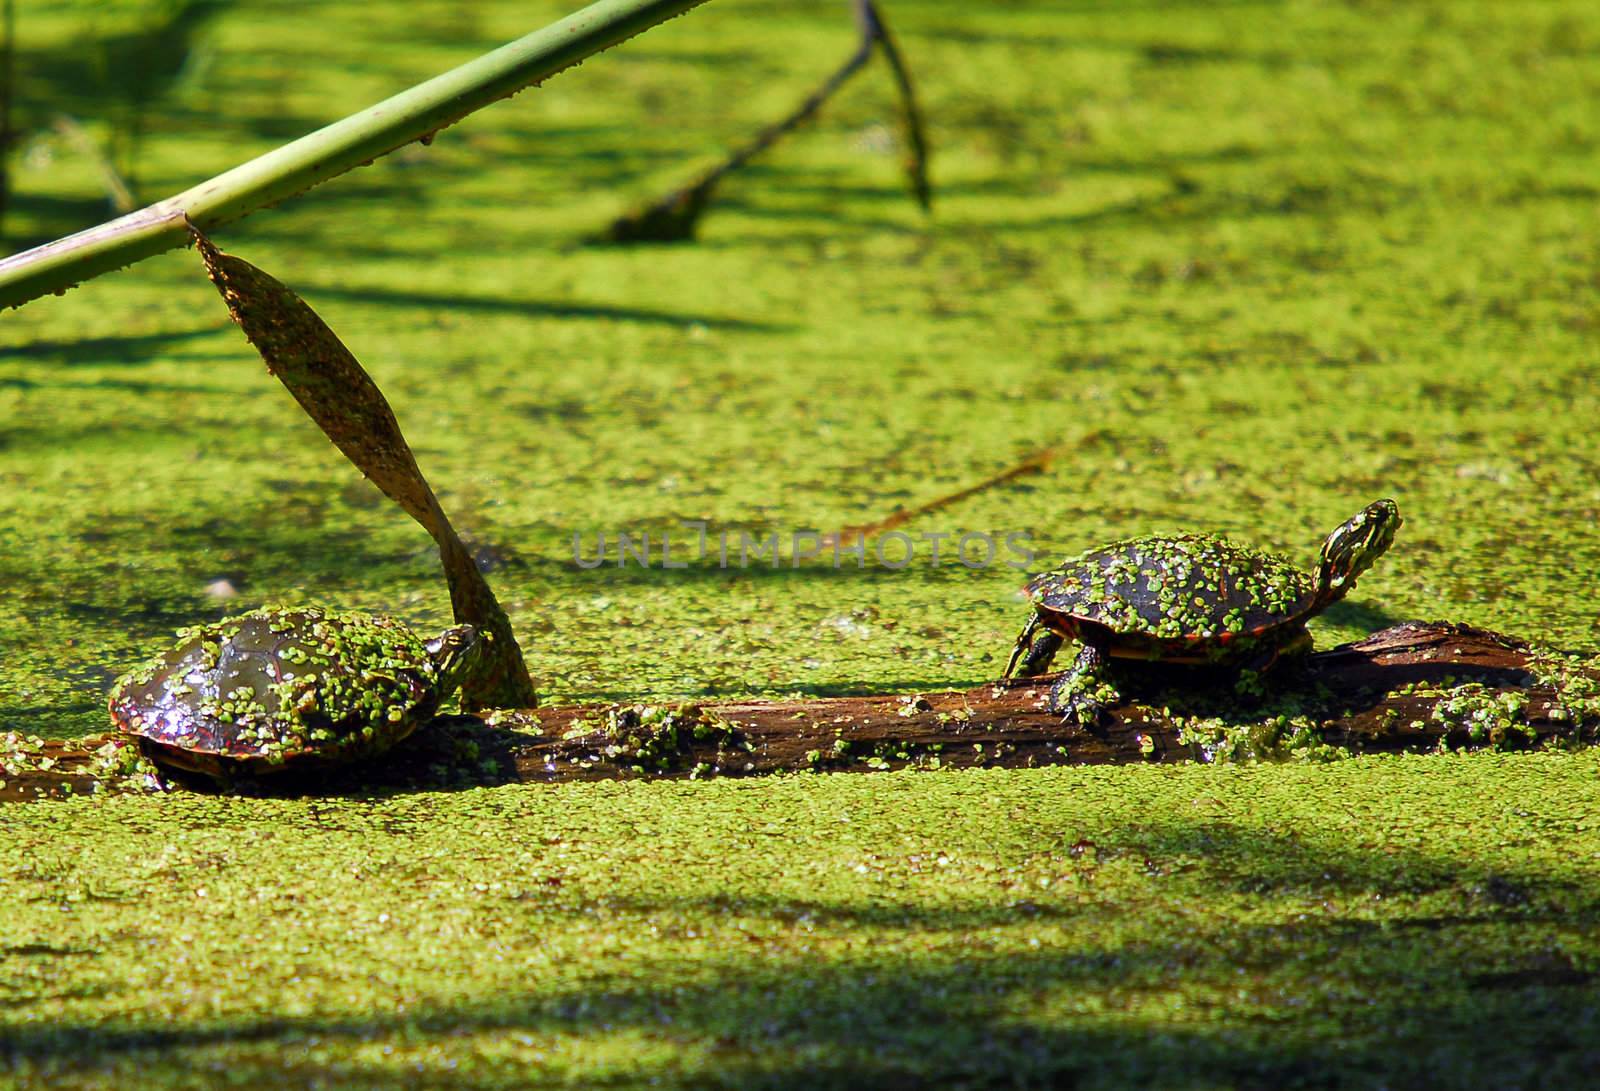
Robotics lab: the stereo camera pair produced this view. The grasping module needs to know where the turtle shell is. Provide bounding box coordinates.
[1027,533,1318,657]
[109,606,445,775]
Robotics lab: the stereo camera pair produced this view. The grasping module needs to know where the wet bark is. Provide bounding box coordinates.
[5,622,1594,802]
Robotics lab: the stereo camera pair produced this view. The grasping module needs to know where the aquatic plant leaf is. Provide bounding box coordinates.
[192,226,537,711]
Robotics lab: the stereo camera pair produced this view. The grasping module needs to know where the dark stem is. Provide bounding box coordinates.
[855,0,931,210]
[823,444,1058,549]
[690,22,875,190]
[0,0,15,241]
[598,3,879,242]
[431,512,538,713]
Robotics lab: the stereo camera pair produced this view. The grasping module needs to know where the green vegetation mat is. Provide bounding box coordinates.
[6,755,1600,1087]
[2,0,1598,1084]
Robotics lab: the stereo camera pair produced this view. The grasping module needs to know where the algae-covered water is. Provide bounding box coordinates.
[7,756,1600,1087]
[2,0,1599,1084]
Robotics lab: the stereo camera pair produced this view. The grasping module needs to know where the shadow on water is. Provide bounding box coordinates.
[556,556,941,588]
[1319,599,1407,635]
[0,508,435,734]
[0,701,103,738]
[4,822,1596,1086]
[14,504,434,627]
[917,0,1282,19]
[288,283,793,333]
[0,417,218,452]
[956,175,1414,239]
[0,375,242,397]
[0,327,226,364]
[1,196,138,253]
[684,172,1376,249]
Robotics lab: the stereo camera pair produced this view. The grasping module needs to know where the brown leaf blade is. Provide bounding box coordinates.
[192,226,537,711]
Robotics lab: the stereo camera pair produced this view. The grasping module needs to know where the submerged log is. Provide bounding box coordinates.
[4,622,1596,801]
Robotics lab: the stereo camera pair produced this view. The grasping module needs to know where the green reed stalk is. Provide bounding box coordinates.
[0,0,713,310]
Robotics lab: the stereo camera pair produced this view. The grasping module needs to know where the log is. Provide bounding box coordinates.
[3,622,1596,801]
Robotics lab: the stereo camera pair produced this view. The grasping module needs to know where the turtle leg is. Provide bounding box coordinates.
[1046,643,1118,726]
[1004,616,1040,678]
[1232,628,1313,698]
[1274,627,1314,664]
[1019,630,1065,677]
[1004,615,1066,680]
[1244,628,1313,674]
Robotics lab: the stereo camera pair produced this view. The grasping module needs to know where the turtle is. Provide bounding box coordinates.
[108,605,482,779]
[1004,499,1402,724]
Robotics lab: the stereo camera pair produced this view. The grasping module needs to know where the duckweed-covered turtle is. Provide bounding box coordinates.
[109,606,481,778]
[1005,499,1402,724]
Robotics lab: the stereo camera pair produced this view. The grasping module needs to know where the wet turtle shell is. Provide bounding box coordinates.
[1013,499,1403,667]
[1025,533,1319,659]
[108,606,479,777]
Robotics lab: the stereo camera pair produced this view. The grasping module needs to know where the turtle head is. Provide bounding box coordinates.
[1316,499,1401,604]
[425,625,484,696]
